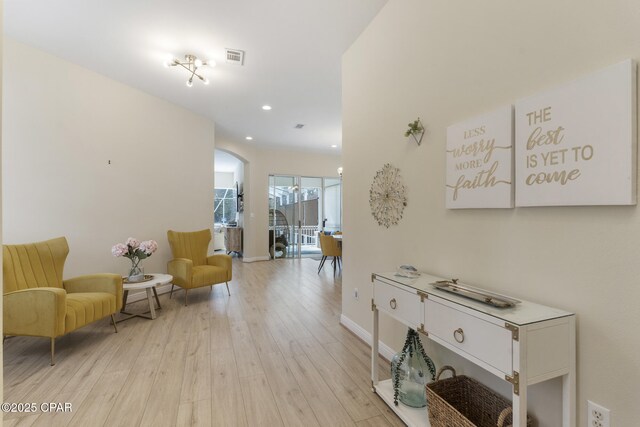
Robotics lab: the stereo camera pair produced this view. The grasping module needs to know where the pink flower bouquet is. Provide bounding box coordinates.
[112,237,158,281]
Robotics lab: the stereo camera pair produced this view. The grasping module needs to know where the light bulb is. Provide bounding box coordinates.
[262,105,272,111]
[186,79,193,88]
[245,136,253,141]
[163,60,172,68]
[207,60,216,68]
[203,78,210,85]
[194,58,203,68]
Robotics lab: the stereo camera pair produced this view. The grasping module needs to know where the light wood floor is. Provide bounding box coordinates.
[3,258,402,427]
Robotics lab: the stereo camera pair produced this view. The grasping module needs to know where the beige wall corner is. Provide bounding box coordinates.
[342,0,640,425]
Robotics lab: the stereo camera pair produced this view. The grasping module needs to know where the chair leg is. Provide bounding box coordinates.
[333,257,337,277]
[318,256,327,274]
[50,338,55,366]
[225,282,230,296]
[111,314,118,333]
[184,289,189,306]
[210,285,213,292]
[170,284,175,299]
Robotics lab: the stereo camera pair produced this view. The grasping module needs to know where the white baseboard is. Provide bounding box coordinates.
[242,256,270,263]
[340,314,396,361]
[125,283,173,303]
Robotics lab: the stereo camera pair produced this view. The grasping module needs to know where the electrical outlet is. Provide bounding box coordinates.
[354,288,359,300]
[587,401,610,427]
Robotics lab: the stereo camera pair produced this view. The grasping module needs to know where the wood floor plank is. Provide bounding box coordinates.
[180,331,212,403]
[67,369,131,427]
[103,350,163,427]
[139,337,188,427]
[286,353,355,427]
[61,322,134,393]
[30,386,92,427]
[210,316,233,351]
[260,351,320,427]
[299,337,380,422]
[211,352,248,427]
[228,320,264,378]
[239,374,283,427]
[176,399,212,427]
[3,413,40,426]
[356,415,395,427]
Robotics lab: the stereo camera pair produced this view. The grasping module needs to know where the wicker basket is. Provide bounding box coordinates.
[426,366,533,427]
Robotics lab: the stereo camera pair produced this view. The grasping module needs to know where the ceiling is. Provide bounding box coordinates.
[4,0,387,153]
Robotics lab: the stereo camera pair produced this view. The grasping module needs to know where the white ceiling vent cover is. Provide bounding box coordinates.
[225,49,245,65]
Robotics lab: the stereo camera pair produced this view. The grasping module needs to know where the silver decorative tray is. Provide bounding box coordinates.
[430,280,521,308]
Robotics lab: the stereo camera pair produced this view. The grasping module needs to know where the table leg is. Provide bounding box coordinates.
[563,316,576,427]
[152,286,162,309]
[146,288,157,320]
[512,326,528,427]
[121,290,129,313]
[372,302,379,391]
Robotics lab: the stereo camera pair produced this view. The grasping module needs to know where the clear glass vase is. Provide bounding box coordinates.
[391,328,436,408]
[128,260,144,282]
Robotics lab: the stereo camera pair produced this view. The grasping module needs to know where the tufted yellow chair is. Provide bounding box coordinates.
[3,237,123,365]
[167,229,232,306]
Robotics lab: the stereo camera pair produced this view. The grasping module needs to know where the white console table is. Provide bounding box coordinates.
[371,272,575,427]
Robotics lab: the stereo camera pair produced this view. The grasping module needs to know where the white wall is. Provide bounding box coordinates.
[342,1,640,426]
[214,171,235,189]
[216,138,341,260]
[3,39,215,277]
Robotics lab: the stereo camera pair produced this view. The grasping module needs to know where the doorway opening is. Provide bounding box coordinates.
[214,149,245,255]
[268,175,342,259]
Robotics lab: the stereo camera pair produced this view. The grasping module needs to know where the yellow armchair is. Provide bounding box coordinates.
[3,237,123,365]
[318,234,342,276]
[167,229,232,306]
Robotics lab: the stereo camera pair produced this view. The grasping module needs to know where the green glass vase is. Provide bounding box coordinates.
[391,328,436,408]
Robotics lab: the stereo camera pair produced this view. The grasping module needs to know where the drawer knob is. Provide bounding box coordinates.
[453,328,465,343]
[389,298,397,310]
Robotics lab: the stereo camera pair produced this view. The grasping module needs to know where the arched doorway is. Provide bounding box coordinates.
[214,149,246,256]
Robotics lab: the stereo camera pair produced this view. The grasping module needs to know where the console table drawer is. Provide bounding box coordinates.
[374,280,422,327]
[425,298,513,374]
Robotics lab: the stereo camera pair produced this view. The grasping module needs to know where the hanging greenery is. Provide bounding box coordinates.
[392,328,436,406]
[404,118,425,146]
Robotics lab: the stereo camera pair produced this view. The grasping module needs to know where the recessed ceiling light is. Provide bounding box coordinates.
[331,144,338,148]
[262,105,272,110]
[246,136,253,141]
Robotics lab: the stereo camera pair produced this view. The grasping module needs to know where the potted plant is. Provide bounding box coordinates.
[404,118,425,146]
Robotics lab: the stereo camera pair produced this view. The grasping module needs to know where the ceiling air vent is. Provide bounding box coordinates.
[294,124,305,129]
[225,48,245,65]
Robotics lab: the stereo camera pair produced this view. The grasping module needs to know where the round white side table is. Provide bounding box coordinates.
[119,273,173,321]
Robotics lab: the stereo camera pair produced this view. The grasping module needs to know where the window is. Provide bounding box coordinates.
[214,188,237,224]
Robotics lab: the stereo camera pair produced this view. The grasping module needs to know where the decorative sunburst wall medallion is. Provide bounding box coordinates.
[369,163,407,228]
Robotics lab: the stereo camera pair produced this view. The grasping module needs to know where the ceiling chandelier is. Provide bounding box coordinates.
[164,54,214,87]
